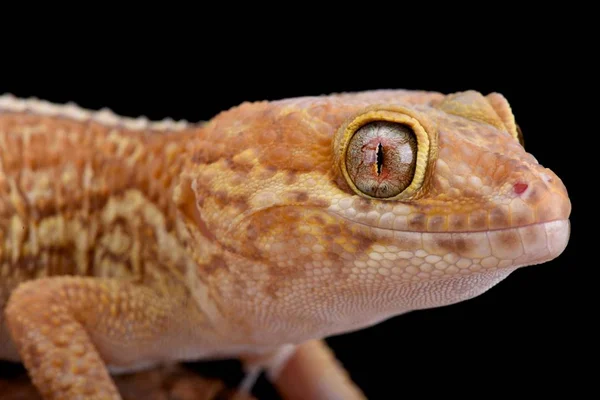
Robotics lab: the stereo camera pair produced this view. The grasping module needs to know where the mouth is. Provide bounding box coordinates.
[327,210,570,277]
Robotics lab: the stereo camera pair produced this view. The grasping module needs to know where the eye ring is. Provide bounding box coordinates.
[334,107,432,200]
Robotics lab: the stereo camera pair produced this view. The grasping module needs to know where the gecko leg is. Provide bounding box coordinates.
[4,276,177,400]
[240,340,366,400]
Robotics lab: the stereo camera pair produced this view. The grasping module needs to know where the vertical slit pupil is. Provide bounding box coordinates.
[376,142,383,175]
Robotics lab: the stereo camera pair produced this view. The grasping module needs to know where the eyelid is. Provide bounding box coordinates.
[516,124,525,148]
[333,105,435,201]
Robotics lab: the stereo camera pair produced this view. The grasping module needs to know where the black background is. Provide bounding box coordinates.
[0,34,587,399]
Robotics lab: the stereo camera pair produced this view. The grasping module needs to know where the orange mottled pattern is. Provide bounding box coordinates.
[0,90,570,400]
[0,113,195,221]
[174,89,570,343]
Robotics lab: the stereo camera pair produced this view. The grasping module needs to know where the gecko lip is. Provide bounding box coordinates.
[328,209,570,268]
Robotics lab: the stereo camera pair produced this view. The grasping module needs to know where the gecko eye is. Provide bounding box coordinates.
[334,107,432,200]
[345,121,418,198]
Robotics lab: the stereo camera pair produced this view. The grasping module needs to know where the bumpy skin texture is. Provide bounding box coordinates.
[0,90,571,399]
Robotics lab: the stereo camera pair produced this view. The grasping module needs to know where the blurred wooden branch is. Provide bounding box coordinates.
[0,363,256,400]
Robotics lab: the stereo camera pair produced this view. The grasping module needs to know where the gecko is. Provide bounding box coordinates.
[0,89,571,400]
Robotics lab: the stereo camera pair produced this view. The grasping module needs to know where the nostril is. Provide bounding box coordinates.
[513,182,528,195]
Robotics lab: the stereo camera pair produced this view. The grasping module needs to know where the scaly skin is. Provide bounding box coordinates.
[0,90,571,399]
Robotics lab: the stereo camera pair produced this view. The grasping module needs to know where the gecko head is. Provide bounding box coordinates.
[178,90,570,338]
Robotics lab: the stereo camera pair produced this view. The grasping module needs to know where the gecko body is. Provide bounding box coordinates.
[0,90,571,399]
